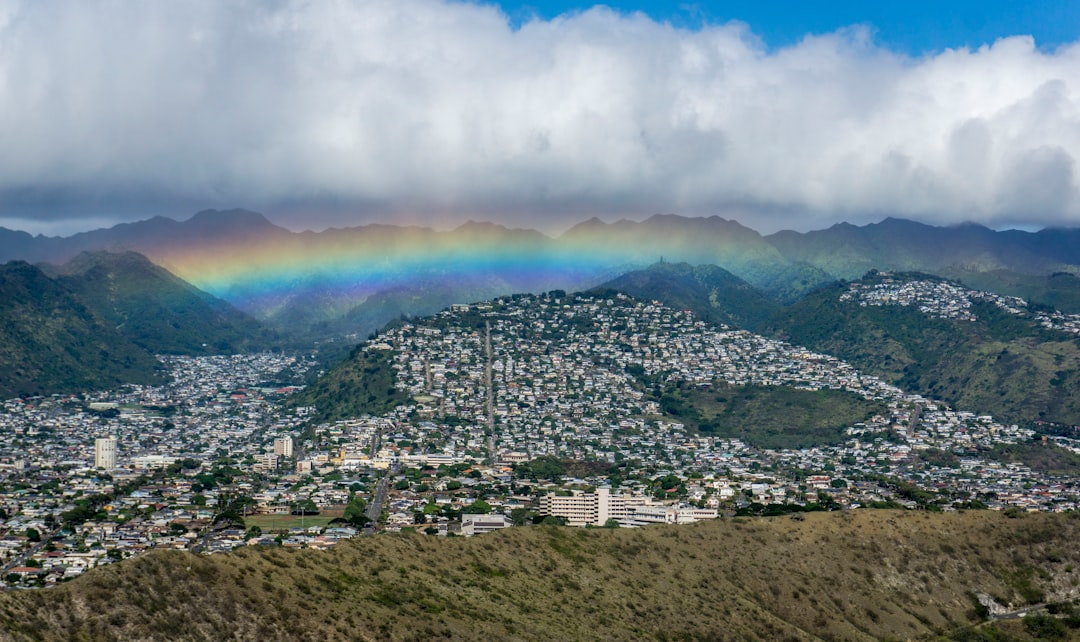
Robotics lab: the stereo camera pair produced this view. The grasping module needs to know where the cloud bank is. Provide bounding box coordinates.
[1,0,1079,233]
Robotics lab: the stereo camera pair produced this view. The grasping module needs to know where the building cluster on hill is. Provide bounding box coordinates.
[840,276,1080,336]
[317,291,1074,519]
[0,287,1076,589]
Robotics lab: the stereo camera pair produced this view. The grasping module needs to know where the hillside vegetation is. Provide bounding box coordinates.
[0,261,164,397]
[946,269,1080,315]
[593,261,781,329]
[0,511,1077,641]
[289,343,409,423]
[761,275,1080,427]
[56,251,276,354]
[656,382,888,449]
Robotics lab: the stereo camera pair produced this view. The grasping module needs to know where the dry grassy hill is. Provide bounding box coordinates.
[0,510,1078,641]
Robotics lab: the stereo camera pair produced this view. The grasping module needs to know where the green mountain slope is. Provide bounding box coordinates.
[654,381,888,449]
[0,261,163,398]
[0,511,1076,641]
[55,251,276,354]
[289,342,409,423]
[561,214,833,302]
[759,273,1080,426]
[591,261,780,329]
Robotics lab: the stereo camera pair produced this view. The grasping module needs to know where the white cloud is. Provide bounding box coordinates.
[0,0,1079,233]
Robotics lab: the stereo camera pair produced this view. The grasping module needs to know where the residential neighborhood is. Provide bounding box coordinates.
[0,283,1076,589]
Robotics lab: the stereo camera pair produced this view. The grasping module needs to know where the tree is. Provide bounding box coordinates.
[1025,614,1067,640]
[289,498,318,515]
[510,507,534,526]
[25,528,40,543]
[343,495,370,528]
[461,500,491,515]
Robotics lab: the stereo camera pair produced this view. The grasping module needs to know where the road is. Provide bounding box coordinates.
[365,474,390,535]
[1,527,62,575]
[485,320,495,460]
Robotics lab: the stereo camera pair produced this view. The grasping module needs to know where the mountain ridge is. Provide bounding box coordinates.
[0,260,164,398]
[0,251,276,398]
[4,210,1080,340]
[0,510,1076,641]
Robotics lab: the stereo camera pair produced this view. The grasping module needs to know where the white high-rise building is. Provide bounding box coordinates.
[94,437,117,470]
[273,436,294,458]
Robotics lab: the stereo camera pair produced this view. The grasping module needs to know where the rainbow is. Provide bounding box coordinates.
[131,214,778,321]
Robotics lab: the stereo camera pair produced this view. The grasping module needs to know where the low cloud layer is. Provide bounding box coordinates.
[1,0,1079,234]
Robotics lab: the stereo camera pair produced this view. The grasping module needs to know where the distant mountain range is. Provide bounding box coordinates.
[6,210,1080,342]
[7,209,1080,413]
[0,252,273,398]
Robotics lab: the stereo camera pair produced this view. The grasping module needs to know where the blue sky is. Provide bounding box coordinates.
[1,0,1079,235]
[497,1,1080,54]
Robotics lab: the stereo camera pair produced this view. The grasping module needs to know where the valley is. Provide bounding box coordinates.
[1,212,1080,640]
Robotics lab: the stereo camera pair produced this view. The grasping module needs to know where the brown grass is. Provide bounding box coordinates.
[0,510,1077,641]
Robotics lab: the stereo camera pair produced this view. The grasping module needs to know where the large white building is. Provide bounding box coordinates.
[538,487,628,527]
[94,437,117,470]
[539,488,717,527]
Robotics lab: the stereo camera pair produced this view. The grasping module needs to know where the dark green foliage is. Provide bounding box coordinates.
[592,262,780,329]
[1024,614,1068,640]
[56,251,276,355]
[513,456,567,482]
[289,345,409,422]
[947,268,1080,315]
[0,260,164,398]
[986,440,1080,476]
[657,382,887,450]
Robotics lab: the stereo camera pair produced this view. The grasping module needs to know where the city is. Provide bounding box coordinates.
[0,281,1077,589]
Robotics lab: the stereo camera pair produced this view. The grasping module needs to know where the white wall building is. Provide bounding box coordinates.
[94,437,117,470]
[538,487,628,527]
[273,436,294,458]
[540,488,717,528]
[461,514,513,536]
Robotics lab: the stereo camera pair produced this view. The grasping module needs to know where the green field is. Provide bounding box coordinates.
[245,508,344,532]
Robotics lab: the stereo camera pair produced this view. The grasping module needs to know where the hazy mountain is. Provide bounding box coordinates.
[0,511,1075,641]
[766,217,1080,282]
[4,210,1080,342]
[0,209,291,266]
[560,214,833,301]
[592,261,780,329]
[760,271,1080,427]
[54,251,276,355]
[0,261,163,398]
